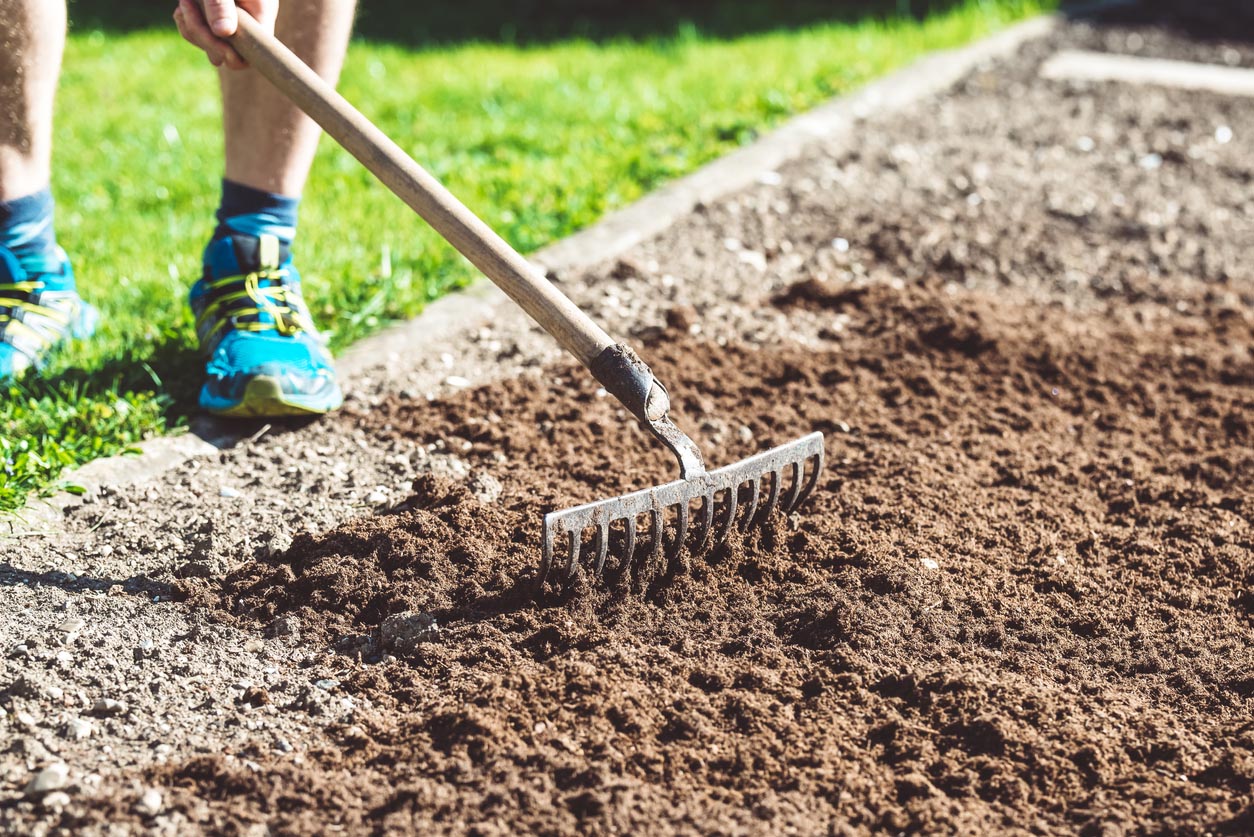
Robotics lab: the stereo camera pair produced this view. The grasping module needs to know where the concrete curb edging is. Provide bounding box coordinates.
[8,12,1059,533]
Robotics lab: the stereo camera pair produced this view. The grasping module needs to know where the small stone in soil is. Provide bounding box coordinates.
[467,472,504,505]
[64,718,93,740]
[135,788,163,817]
[267,531,293,556]
[42,791,71,810]
[381,611,440,656]
[219,486,241,499]
[266,616,300,639]
[25,763,69,796]
[91,698,128,716]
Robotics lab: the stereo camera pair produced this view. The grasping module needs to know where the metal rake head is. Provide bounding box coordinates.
[539,431,824,589]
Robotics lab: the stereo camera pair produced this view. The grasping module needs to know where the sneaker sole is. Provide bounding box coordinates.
[206,375,343,418]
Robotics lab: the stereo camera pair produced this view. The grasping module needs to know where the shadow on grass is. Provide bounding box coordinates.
[69,0,981,46]
[69,0,1254,46]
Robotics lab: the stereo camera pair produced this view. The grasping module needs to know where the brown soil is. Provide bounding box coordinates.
[163,277,1254,835]
[15,8,1254,835]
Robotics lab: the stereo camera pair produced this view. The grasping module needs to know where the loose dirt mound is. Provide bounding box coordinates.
[167,280,1253,835]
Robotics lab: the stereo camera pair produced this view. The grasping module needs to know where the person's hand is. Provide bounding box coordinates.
[173,0,279,70]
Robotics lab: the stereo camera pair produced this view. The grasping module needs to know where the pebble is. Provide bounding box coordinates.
[268,531,294,556]
[314,679,340,691]
[135,788,164,817]
[1137,153,1162,171]
[738,426,754,442]
[444,375,471,388]
[42,791,71,810]
[92,698,128,716]
[16,711,37,727]
[25,763,69,796]
[56,617,85,639]
[65,718,93,740]
[468,472,504,505]
[56,614,85,634]
[737,249,767,271]
[831,237,850,253]
[366,487,390,505]
[1216,125,1233,145]
[381,611,440,656]
[275,738,294,754]
[219,486,241,499]
[920,558,940,571]
[45,685,64,701]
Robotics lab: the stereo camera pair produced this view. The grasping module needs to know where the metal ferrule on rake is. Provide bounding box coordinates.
[539,344,824,588]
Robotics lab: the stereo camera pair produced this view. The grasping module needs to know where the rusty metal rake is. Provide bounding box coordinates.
[213,10,825,590]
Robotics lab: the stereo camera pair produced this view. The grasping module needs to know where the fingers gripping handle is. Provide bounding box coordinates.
[207,4,617,367]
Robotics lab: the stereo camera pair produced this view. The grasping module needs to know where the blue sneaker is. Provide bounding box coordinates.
[0,246,97,382]
[189,232,342,417]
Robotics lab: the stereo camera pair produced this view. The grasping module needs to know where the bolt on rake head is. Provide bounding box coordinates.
[539,430,824,590]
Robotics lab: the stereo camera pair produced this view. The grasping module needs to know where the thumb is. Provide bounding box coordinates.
[202,0,238,38]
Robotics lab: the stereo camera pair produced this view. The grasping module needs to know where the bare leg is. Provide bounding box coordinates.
[220,0,356,197]
[0,0,65,201]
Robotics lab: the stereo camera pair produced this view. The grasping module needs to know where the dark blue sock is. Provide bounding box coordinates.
[211,179,300,245]
[0,188,59,268]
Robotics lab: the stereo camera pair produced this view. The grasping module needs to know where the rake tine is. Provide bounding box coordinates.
[593,522,610,576]
[796,449,824,508]
[716,486,739,544]
[694,492,715,553]
[564,527,583,580]
[670,500,690,563]
[783,459,804,512]
[740,477,761,533]
[623,515,638,571]
[650,506,664,566]
[761,468,783,522]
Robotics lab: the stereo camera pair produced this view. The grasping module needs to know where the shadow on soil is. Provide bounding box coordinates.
[70,0,986,46]
[1066,0,1254,42]
[0,562,171,599]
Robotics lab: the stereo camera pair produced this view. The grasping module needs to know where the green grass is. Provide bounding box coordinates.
[1,0,1052,512]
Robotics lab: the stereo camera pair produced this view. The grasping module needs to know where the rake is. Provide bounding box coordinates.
[213,10,825,588]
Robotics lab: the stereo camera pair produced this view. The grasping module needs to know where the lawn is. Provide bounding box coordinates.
[1,0,1053,513]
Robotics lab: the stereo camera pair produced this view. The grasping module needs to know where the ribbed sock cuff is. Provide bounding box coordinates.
[0,188,58,264]
[212,179,300,243]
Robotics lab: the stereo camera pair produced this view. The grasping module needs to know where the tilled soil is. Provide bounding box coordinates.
[164,279,1253,836]
[4,5,1254,836]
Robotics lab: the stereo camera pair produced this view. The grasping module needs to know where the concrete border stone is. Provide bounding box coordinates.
[1041,49,1254,97]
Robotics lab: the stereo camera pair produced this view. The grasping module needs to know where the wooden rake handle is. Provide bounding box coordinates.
[213,8,616,367]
